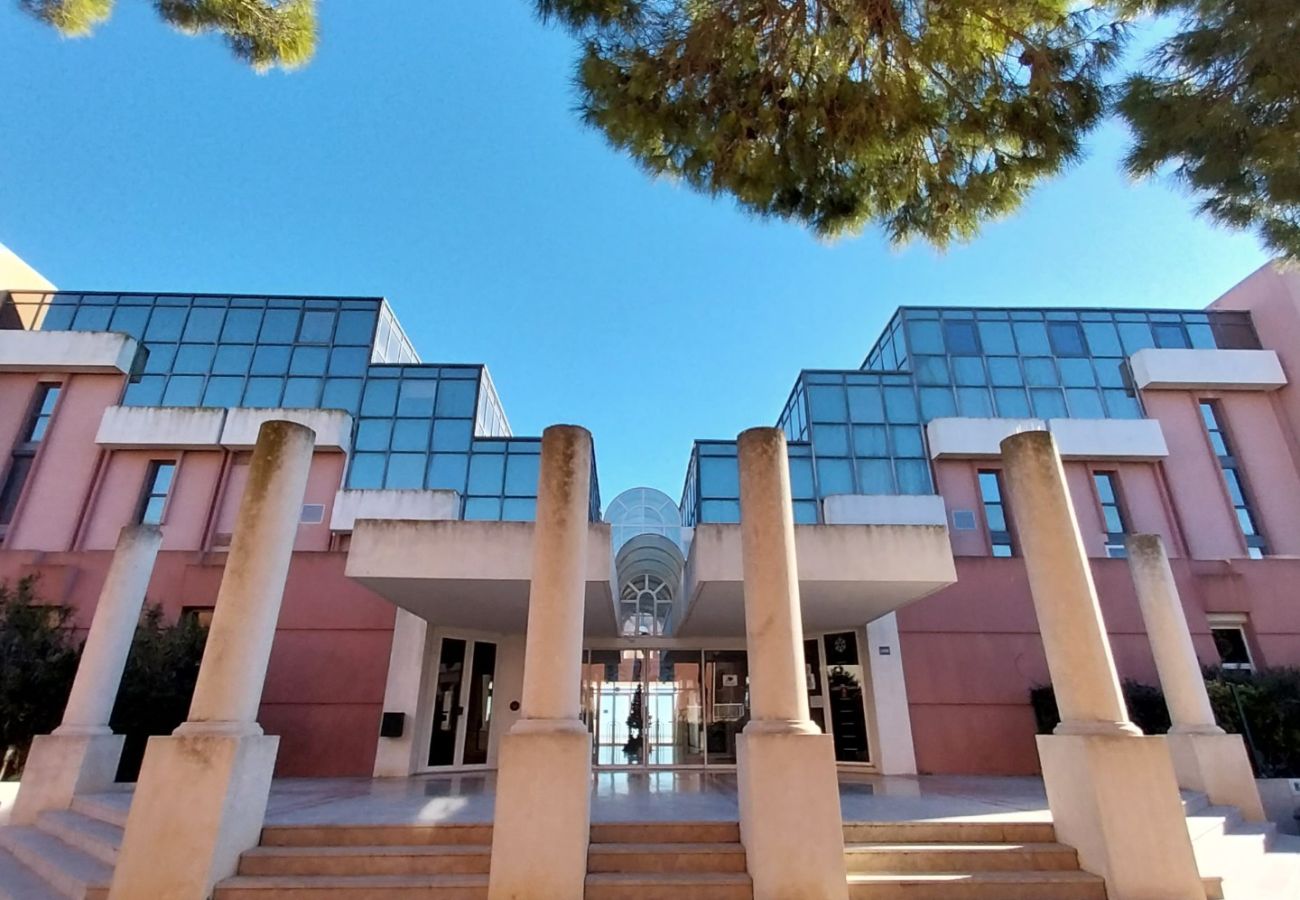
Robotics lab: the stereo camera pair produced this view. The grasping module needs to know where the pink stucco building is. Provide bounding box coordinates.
[2,247,1298,782]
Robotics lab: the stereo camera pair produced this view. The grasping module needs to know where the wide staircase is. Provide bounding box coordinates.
[0,794,125,899]
[584,821,750,899]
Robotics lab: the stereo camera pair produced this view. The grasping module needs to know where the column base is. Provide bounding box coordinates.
[488,727,590,900]
[1037,733,1202,900]
[1166,731,1266,822]
[737,730,848,900]
[109,732,278,900]
[10,732,124,825]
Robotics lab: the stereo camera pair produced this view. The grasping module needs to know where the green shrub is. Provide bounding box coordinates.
[1030,679,1172,737]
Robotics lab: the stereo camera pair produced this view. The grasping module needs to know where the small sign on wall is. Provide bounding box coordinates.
[721,674,739,687]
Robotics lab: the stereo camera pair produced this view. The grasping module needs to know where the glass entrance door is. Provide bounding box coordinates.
[427,636,498,769]
[582,647,747,769]
[818,631,872,764]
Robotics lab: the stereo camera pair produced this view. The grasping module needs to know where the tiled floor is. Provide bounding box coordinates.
[78,771,1061,827]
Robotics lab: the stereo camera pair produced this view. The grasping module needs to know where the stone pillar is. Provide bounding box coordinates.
[488,425,593,900]
[1000,431,1204,899]
[1126,534,1266,821]
[11,525,162,825]
[110,421,315,900]
[734,428,848,900]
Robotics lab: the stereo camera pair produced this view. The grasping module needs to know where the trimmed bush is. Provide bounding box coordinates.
[1030,680,1172,738]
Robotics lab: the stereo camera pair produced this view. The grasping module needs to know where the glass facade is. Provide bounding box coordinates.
[0,291,603,522]
[680,440,819,527]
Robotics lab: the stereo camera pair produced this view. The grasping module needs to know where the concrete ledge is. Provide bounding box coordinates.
[329,489,460,531]
[1047,417,1168,460]
[1131,348,1286,391]
[822,493,948,527]
[0,330,139,374]
[220,408,353,452]
[927,416,1167,461]
[96,406,227,450]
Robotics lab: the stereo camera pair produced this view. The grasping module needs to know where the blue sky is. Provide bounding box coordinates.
[0,2,1272,504]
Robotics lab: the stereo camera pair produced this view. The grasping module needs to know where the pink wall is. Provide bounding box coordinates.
[6,373,122,551]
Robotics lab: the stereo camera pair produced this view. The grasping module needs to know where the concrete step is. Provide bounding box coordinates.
[0,847,64,900]
[1181,791,1212,817]
[1185,805,1245,843]
[258,825,493,848]
[846,870,1107,900]
[238,844,491,877]
[66,798,127,831]
[34,812,121,867]
[589,821,740,845]
[844,841,1080,873]
[584,871,753,900]
[842,821,1057,844]
[0,827,111,900]
[587,841,747,873]
[213,873,488,899]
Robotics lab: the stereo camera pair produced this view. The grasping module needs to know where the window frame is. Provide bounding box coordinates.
[135,459,178,526]
[1091,470,1130,559]
[977,468,1015,557]
[0,382,63,539]
[1198,400,1268,557]
[1207,616,1255,672]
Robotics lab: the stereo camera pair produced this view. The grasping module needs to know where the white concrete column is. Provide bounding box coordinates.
[11,525,162,824]
[864,613,919,776]
[999,431,1136,736]
[110,420,315,900]
[999,431,1205,899]
[489,425,593,900]
[180,421,316,733]
[372,608,431,777]
[734,428,847,900]
[1126,533,1267,821]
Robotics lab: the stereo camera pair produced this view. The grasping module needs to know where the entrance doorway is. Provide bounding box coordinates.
[581,647,750,769]
[807,631,872,764]
[426,635,498,769]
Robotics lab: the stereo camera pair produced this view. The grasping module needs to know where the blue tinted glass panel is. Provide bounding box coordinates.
[951,357,986,386]
[1153,323,1189,348]
[221,308,263,342]
[856,459,893,494]
[183,307,224,341]
[918,387,956,419]
[846,385,884,423]
[1047,322,1087,356]
[502,498,537,521]
[1103,390,1142,419]
[884,387,918,423]
[397,379,437,416]
[505,454,540,495]
[852,425,888,457]
[356,420,392,451]
[699,457,740,497]
[336,309,377,345]
[699,500,740,523]
[468,454,505,494]
[891,426,925,458]
[811,425,849,456]
[943,321,980,354]
[1024,358,1059,386]
[348,453,386,489]
[202,376,243,407]
[808,385,848,422]
[243,377,283,407]
[162,376,203,406]
[41,304,76,329]
[326,347,369,376]
[1013,321,1049,355]
[816,458,854,495]
[290,346,328,375]
[1118,322,1154,353]
[361,379,398,416]
[391,419,431,452]
[385,454,426,488]
[1058,358,1096,387]
[464,498,503,521]
[1030,388,1067,418]
[913,355,949,385]
[1095,360,1127,388]
[956,387,994,417]
[1082,321,1123,356]
[141,343,176,374]
[432,418,473,451]
[124,376,165,406]
[298,310,336,343]
[427,453,468,491]
[282,377,322,407]
[896,460,932,494]
[789,458,815,497]
[1187,322,1215,349]
[322,378,363,411]
[213,345,253,375]
[173,344,215,374]
[792,501,819,524]
[978,321,1015,354]
[110,306,150,338]
[71,305,110,331]
[146,307,186,341]
[1066,388,1105,418]
[907,319,944,354]
[987,357,1022,386]
[994,388,1031,418]
[435,379,477,417]
[251,345,291,375]
[258,308,297,343]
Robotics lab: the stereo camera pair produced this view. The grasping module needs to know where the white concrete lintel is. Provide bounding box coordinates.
[1130,348,1286,391]
[927,416,1168,461]
[330,489,460,531]
[0,330,139,374]
[95,405,227,450]
[220,408,353,453]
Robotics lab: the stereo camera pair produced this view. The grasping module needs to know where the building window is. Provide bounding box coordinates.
[1093,472,1129,558]
[181,606,216,628]
[136,461,177,525]
[978,470,1014,557]
[0,383,62,537]
[1208,616,1255,672]
[1199,401,1267,558]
